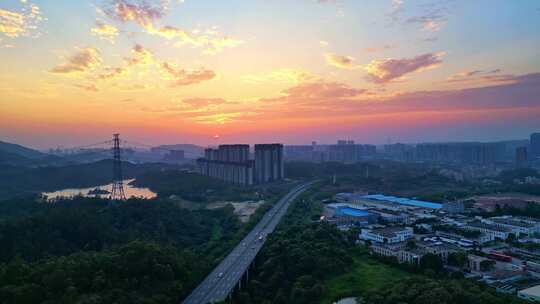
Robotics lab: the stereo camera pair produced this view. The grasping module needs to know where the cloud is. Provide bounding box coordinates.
[448,69,501,81]
[100,1,243,55]
[142,73,540,126]
[445,69,521,87]
[50,47,102,74]
[243,69,317,84]
[190,112,257,125]
[125,43,154,66]
[91,21,119,43]
[363,44,396,53]
[181,98,230,108]
[324,53,358,69]
[251,73,540,121]
[365,52,445,83]
[406,2,453,33]
[407,13,446,32]
[387,0,404,24]
[144,24,239,53]
[0,2,44,39]
[98,66,127,80]
[284,81,365,99]
[144,24,243,54]
[103,0,167,27]
[382,73,540,113]
[160,62,216,86]
[74,83,99,92]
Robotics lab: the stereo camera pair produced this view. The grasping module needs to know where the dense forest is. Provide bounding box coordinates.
[286,161,540,201]
[0,197,242,263]
[133,169,295,202]
[0,196,253,304]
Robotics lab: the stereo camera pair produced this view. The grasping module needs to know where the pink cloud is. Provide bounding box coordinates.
[365,52,444,83]
[105,0,165,26]
[160,62,216,86]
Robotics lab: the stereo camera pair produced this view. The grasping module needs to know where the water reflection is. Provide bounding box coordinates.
[42,179,157,201]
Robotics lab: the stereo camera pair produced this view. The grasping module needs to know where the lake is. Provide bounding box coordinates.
[42,179,157,201]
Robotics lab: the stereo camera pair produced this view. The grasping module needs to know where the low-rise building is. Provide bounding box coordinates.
[519,285,540,302]
[368,208,409,223]
[465,221,513,240]
[370,237,457,265]
[360,227,414,244]
[324,204,377,227]
[415,239,458,262]
[469,255,491,272]
[442,201,465,213]
[371,242,405,258]
[487,216,540,236]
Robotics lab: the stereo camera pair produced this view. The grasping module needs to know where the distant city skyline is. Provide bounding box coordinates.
[1,0,539,149]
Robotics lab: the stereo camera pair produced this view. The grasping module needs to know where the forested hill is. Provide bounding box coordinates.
[0,160,177,200]
[0,197,246,304]
[0,140,47,159]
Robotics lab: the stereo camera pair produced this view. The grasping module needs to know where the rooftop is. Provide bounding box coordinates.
[362,194,442,209]
[336,207,370,217]
[520,284,540,297]
[491,218,535,228]
[467,221,513,232]
[370,226,412,238]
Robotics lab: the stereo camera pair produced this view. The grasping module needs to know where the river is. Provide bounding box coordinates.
[42,179,157,201]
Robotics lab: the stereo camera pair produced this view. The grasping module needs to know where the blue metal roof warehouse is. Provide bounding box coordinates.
[362,194,442,209]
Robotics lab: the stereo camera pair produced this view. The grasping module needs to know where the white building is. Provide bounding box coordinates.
[465,221,513,240]
[486,216,540,236]
[518,285,540,302]
[360,227,413,244]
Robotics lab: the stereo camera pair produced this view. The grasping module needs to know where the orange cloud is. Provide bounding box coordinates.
[0,2,43,39]
[125,44,155,66]
[365,52,444,83]
[242,69,317,84]
[160,62,216,86]
[50,47,102,74]
[91,21,119,43]
[105,0,165,27]
[74,83,99,92]
[144,24,243,54]
[324,53,357,69]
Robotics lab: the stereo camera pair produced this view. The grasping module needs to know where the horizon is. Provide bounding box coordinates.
[1,133,537,151]
[1,0,540,149]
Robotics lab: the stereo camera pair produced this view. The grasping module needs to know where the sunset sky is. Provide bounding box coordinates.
[1,0,539,149]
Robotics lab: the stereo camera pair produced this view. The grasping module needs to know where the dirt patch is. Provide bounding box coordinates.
[207,200,265,222]
[467,193,540,212]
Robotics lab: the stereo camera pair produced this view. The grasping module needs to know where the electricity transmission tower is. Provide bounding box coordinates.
[110,133,126,201]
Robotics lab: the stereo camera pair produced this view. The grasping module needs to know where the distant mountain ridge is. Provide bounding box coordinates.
[0,140,47,159]
[0,140,67,167]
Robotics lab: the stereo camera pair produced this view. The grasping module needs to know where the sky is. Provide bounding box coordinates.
[1,0,539,149]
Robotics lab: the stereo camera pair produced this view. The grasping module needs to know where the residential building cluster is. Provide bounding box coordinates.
[196,144,284,185]
[284,140,376,163]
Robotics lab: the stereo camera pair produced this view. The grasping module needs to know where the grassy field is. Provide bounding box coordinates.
[320,248,417,304]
